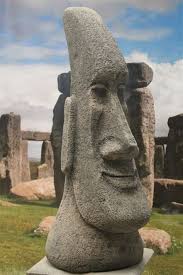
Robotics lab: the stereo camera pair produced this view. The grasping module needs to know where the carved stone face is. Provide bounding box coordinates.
[61,7,150,234]
[62,81,150,234]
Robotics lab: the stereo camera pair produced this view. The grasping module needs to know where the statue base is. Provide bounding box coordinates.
[26,248,153,275]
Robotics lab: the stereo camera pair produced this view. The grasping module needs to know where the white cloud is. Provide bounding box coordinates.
[0,44,68,62]
[0,55,183,138]
[126,51,183,136]
[0,63,70,131]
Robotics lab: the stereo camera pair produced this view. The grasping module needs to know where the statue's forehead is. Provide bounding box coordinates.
[64,7,128,92]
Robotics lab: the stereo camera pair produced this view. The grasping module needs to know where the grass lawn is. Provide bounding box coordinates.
[0,196,183,275]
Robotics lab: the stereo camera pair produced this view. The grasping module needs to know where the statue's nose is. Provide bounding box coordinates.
[100,138,139,160]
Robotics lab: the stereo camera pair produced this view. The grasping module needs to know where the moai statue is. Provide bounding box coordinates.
[165,114,183,179]
[45,8,151,273]
[51,72,70,205]
[127,63,155,209]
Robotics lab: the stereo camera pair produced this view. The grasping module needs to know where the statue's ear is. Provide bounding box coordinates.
[61,96,76,175]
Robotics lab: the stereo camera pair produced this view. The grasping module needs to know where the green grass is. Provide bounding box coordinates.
[0,196,183,275]
[143,209,183,275]
[0,196,57,275]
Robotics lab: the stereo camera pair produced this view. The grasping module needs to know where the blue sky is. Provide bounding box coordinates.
[115,5,183,62]
[0,0,182,63]
[0,0,183,158]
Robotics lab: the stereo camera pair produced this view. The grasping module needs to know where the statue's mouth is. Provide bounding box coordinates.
[102,171,138,190]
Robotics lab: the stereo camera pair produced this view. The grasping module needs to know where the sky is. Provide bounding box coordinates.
[0,0,183,158]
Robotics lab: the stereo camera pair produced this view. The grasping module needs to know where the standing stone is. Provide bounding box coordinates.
[45,7,150,273]
[165,114,183,179]
[51,72,70,205]
[127,63,155,209]
[154,145,165,178]
[21,140,31,182]
[0,113,21,193]
[38,141,54,179]
[0,159,11,194]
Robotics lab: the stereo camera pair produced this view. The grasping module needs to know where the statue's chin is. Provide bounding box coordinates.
[89,211,150,234]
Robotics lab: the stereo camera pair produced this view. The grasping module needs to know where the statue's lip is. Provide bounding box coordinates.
[102,171,138,190]
[102,171,135,177]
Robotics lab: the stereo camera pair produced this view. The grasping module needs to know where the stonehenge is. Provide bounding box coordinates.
[21,140,31,182]
[51,72,70,205]
[0,113,23,193]
[127,62,155,209]
[154,145,165,178]
[42,71,73,205]
[165,114,183,179]
[45,7,150,273]
[0,113,53,194]
[38,141,54,179]
[21,131,50,141]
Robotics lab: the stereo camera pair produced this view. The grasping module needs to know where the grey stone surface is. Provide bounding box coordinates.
[27,249,153,275]
[154,145,165,178]
[38,141,54,178]
[58,72,71,95]
[45,7,150,273]
[127,63,153,89]
[165,113,183,179]
[51,72,70,205]
[21,130,50,141]
[21,140,31,182]
[155,136,168,146]
[127,63,155,209]
[0,113,21,193]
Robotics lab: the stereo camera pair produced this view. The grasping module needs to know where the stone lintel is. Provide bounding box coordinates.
[26,248,153,275]
[155,137,168,145]
[21,131,51,141]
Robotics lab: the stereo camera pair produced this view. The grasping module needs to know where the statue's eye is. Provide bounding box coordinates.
[91,84,107,98]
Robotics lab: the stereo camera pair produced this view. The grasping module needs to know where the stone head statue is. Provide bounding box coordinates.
[46,7,150,273]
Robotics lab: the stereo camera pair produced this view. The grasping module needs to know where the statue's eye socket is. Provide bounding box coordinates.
[91,84,107,98]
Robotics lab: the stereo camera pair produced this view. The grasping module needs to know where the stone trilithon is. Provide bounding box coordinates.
[45,7,151,273]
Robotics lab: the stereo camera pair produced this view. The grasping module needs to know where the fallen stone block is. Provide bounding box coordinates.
[10,177,55,200]
[139,228,171,254]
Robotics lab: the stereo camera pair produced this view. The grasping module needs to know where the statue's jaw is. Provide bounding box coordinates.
[73,175,150,234]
